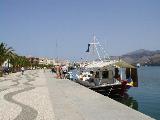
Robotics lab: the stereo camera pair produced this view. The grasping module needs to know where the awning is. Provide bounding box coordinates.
[84,60,135,69]
[114,60,135,68]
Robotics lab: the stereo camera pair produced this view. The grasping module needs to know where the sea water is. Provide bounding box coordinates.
[71,67,160,119]
[115,66,160,120]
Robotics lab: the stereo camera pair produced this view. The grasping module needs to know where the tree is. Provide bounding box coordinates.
[0,42,14,76]
[10,55,30,72]
[10,53,20,72]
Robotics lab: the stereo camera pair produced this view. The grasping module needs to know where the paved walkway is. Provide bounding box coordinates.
[0,70,154,120]
[0,70,55,120]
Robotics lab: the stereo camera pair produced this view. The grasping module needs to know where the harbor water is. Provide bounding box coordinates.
[114,66,160,120]
[71,66,160,119]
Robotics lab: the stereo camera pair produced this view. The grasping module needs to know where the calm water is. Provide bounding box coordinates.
[115,66,160,120]
[71,67,160,119]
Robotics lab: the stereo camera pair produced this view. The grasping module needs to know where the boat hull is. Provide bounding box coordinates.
[76,79,130,97]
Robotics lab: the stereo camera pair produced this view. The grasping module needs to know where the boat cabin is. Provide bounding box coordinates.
[79,60,138,87]
[81,67,120,86]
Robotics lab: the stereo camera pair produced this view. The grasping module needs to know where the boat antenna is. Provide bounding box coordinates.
[56,39,58,64]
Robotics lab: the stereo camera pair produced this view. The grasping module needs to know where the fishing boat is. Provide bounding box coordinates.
[75,35,138,97]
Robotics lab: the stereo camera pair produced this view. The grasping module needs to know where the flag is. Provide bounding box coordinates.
[85,44,90,52]
[127,76,132,83]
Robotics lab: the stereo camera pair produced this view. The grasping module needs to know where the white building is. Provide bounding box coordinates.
[39,58,56,65]
[2,59,12,68]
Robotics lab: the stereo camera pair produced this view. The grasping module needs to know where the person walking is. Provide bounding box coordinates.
[55,65,61,79]
[43,66,46,72]
[62,65,68,79]
[21,67,25,75]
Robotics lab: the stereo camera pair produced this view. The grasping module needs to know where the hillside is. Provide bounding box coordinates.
[121,49,160,66]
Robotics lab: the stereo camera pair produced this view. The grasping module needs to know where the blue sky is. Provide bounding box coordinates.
[0,0,160,60]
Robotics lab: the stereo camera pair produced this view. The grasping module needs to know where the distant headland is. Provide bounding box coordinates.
[112,49,160,66]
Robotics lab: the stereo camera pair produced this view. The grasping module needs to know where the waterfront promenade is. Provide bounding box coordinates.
[0,70,154,120]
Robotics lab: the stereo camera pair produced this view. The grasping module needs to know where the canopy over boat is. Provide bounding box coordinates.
[114,60,135,68]
[85,60,135,69]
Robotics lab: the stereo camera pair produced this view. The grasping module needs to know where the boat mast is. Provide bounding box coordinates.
[93,35,96,55]
[87,34,110,62]
[89,34,102,61]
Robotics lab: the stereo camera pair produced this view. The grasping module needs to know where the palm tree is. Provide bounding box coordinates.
[10,53,19,72]
[17,56,30,69]
[11,55,30,72]
[0,42,14,76]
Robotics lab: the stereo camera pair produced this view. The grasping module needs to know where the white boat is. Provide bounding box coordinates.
[75,35,138,97]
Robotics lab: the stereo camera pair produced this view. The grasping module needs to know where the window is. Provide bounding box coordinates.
[102,71,108,79]
[90,71,94,74]
[95,71,99,78]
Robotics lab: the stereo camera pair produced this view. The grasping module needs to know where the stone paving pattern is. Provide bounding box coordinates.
[0,70,154,120]
[0,70,55,120]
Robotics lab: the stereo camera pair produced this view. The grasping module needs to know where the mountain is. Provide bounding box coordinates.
[121,49,160,66]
